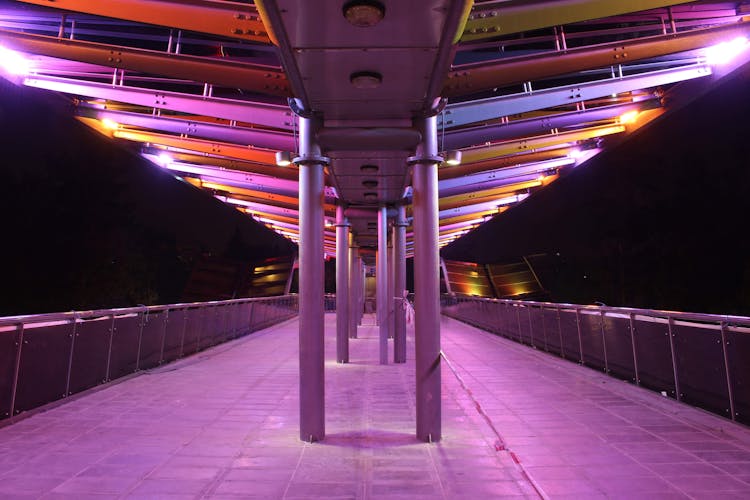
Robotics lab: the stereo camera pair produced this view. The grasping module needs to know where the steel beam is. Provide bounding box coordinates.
[462,0,699,42]
[79,106,295,151]
[440,179,542,210]
[15,0,271,44]
[440,63,710,129]
[439,147,572,180]
[23,75,293,129]
[438,157,575,196]
[377,205,388,365]
[460,124,625,164]
[446,20,750,97]
[296,116,326,442]
[394,204,408,364]
[439,194,528,220]
[411,116,442,442]
[146,158,299,195]
[222,197,300,219]
[112,128,276,164]
[146,149,299,180]
[0,29,290,96]
[335,204,350,364]
[445,100,657,150]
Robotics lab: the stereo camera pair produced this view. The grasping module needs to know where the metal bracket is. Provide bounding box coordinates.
[407,154,444,165]
[293,153,330,166]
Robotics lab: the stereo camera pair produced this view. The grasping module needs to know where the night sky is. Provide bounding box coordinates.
[0,79,295,316]
[443,61,750,315]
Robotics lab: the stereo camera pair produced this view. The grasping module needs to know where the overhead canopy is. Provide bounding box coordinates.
[1,0,749,258]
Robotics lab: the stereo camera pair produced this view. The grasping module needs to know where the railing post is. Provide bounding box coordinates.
[516,303,523,343]
[179,308,188,356]
[135,308,146,371]
[719,321,736,421]
[105,314,115,382]
[629,312,640,385]
[158,309,169,363]
[600,310,609,373]
[575,308,584,364]
[65,314,78,396]
[667,316,680,401]
[557,306,564,358]
[527,306,534,347]
[8,324,24,418]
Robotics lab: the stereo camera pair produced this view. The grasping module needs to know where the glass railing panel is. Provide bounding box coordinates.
[138,310,167,370]
[578,310,606,371]
[601,312,636,382]
[633,315,675,397]
[0,326,21,419]
[559,308,581,362]
[108,313,142,380]
[672,320,730,418]
[13,321,74,416]
[68,315,112,394]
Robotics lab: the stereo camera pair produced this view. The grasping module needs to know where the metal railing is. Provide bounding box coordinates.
[442,295,749,426]
[0,295,298,422]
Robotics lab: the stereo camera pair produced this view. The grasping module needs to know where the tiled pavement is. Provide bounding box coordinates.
[0,313,749,499]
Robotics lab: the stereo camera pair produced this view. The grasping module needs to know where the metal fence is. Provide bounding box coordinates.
[442,295,750,426]
[0,295,298,422]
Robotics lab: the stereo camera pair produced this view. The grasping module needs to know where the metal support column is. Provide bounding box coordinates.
[388,224,395,339]
[348,236,359,339]
[410,116,443,442]
[335,203,350,363]
[377,206,389,364]
[295,116,328,442]
[394,204,408,363]
[359,258,365,325]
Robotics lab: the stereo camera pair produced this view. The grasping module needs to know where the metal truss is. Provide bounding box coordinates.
[78,106,295,151]
[112,129,277,164]
[460,124,625,164]
[0,29,290,96]
[444,100,658,150]
[445,20,750,97]
[15,0,271,44]
[22,75,293,129]
[439,63,711,128]
[462,0,699,42]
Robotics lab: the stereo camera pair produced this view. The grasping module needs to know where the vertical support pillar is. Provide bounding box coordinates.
[295,116,328,442]
[348,236,359,339]
[336,204,350,363]
[377,206,389,364]
[388,223,395,339]
[359,258,365,325]
[409,116,442,442]
[394,204,408,363]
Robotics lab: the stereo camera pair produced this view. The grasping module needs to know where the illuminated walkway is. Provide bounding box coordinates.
[1,315,750,499]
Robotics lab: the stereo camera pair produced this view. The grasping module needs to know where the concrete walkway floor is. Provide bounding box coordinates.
[0,314,748,499]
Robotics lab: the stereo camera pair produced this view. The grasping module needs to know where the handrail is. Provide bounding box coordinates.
[441,294,749,426]
[0,295,298,422]
[0,295,299,327]
[443,294,750,325]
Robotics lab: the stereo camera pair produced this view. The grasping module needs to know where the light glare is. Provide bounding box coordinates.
[101,118,119,130]
[619,111,638,125]
[0,46,30,76]
[705,36,749,65]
